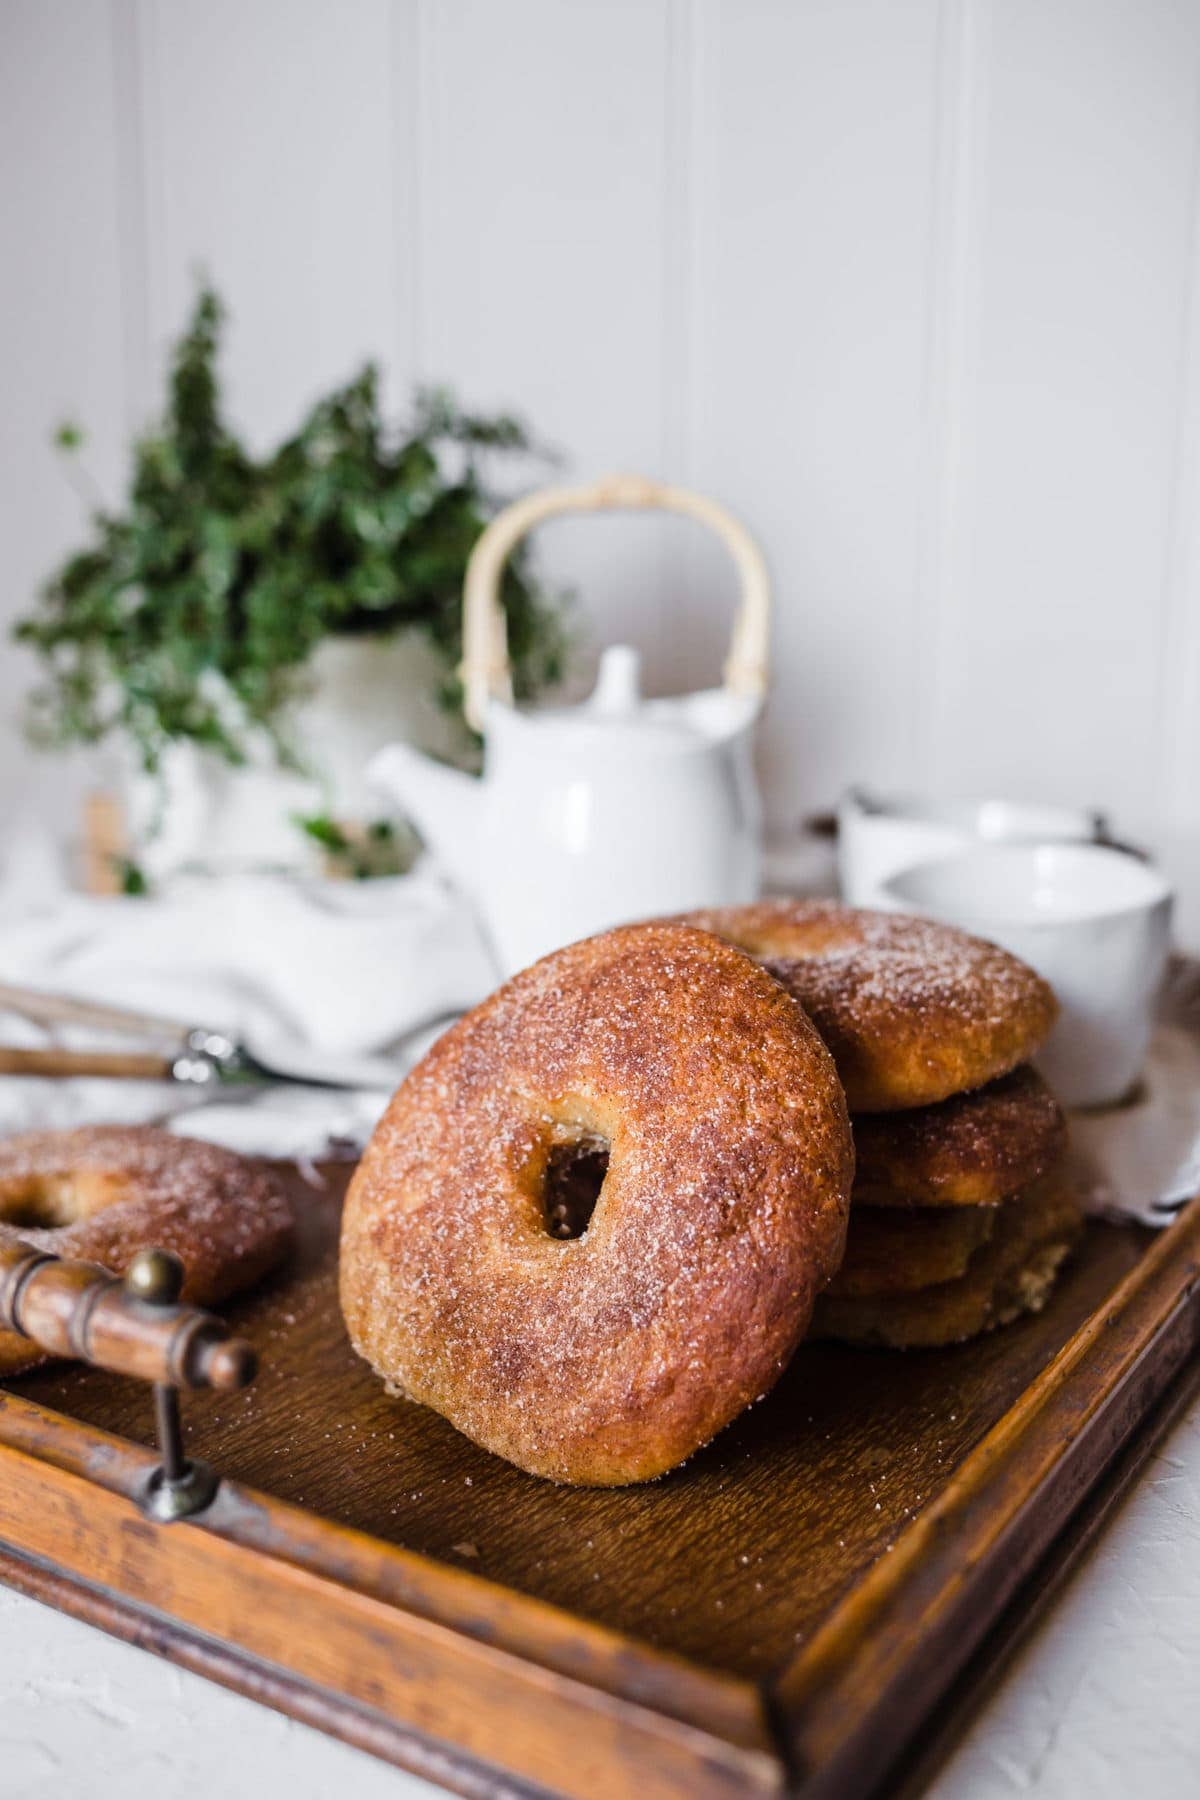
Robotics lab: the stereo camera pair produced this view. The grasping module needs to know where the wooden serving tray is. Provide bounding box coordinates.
[1,1166,1198,1800]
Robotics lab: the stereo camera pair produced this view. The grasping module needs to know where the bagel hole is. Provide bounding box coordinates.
[0,1170,122,1229]
[0,1175,82,1229]
[542,1138,609,1240]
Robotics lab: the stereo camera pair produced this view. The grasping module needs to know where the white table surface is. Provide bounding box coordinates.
[5,832,1200,1799]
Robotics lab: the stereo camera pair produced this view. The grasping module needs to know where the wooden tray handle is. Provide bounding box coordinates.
[0,1242,256,1392]
[459,474,772,732]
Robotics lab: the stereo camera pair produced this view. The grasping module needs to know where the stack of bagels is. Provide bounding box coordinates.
[341,901,1082,1485]
[678,901,1081,1350]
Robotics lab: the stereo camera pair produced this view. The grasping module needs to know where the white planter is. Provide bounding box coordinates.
[291,632,470,817]
[124,632,471,881]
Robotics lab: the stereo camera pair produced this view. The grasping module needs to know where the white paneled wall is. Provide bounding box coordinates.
[936,0,1200,824]
[417,0,684,671]
[3,0,1199,839]
[0,0,130,824]
[141,0,404,441]
[687,0,943,809]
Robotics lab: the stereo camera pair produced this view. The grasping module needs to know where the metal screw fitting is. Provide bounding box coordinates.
[128,1249,218,1522]
[125,1247,185,1305]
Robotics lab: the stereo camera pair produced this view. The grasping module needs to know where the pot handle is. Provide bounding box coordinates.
[459,474,771,732]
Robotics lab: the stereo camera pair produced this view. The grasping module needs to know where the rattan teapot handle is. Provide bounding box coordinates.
[459,474,771,733]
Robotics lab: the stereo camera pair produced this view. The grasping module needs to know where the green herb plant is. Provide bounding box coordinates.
[16,288,568,804]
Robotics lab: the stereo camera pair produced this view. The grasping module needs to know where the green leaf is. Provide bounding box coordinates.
[14,284,569,780]
[294,812,352,852]
[117,858,149,896]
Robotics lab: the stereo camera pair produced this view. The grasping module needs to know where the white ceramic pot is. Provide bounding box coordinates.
[124,632,469,880]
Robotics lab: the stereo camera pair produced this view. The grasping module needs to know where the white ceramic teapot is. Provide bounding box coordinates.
[368,474,771,975]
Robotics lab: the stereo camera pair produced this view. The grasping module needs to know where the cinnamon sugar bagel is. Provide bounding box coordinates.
[825,1203,996,1299]
[811,1173,1083,1349]
[0,1125,294,1376]
[340,923,854,1485]
[676,900,1057,1111]
[852,1066,1066,1208]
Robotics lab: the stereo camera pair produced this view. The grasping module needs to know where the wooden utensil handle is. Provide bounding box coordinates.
[0,1046,177,1079]
[459,473,772,731]
[0,1242,256,1391]
[0,981,193,1043]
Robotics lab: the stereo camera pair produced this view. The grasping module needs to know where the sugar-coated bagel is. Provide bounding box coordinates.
[0,1125,294,1375]
[852,1066,1066,1207]
[340,923,854,1485]
[676,901,1057,1111]
[811,1174,1082,1348]
[825,1202,996,1299]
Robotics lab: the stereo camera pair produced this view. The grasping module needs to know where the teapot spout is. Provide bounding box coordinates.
[367,742,481,896]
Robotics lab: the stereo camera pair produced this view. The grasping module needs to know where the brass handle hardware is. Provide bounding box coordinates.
[0,1241,257,1520]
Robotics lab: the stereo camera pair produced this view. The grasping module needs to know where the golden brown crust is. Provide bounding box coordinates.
[675,900,1057,1111]
[851,1066,1066,1207]
[811,1173,1083,1348]
[0,1126,294,1375]
[340,923,854,1486]
[825,1203,997,1299]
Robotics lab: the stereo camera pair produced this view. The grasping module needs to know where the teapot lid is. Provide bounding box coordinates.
[504,645,755,751]
[589,644,646,716]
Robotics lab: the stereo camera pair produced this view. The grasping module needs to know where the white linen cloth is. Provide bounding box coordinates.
[0,830,497,1158]
[1066,957,1200,1227]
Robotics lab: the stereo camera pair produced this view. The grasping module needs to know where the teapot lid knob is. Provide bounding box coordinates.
[590,645,642,715]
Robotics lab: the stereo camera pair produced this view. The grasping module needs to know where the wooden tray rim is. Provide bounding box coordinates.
[1,1199,1198,1800]
[778,1195,1200,1796]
